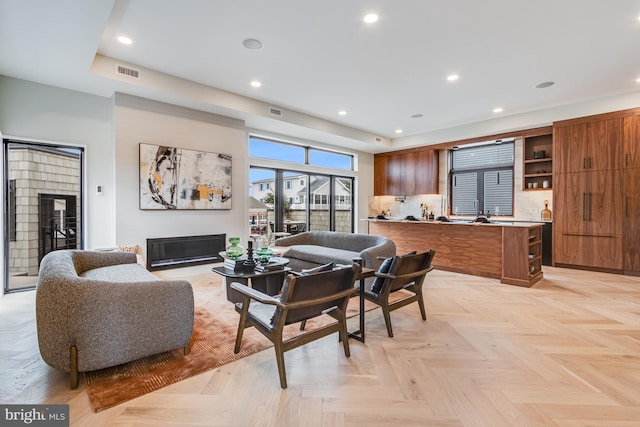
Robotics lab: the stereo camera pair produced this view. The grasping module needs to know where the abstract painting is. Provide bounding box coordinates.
[139,143,232,210]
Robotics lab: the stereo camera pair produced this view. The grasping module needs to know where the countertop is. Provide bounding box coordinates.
[362,218,547,227]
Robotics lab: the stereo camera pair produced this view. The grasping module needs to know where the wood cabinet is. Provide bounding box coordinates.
[415,148,438,194]
[523,134,553,190]
[624,167,640,273]
[374,148,438,196]
[554,118,623,173]
[624,115,640,169]
[552,110,638,273]
[553,170,623,270]
[373,155,388,196]
[501,225,543,287]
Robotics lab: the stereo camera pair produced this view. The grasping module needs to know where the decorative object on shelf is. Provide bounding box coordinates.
[226,237,244,259]
[533,150,546,159]
[541,200,552,221]
[255,247,274,263]
[543,179,550,189]
[532,182,539,189]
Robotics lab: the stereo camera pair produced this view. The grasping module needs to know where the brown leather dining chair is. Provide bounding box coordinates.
[364,250,436,337]
[231,263,361,388]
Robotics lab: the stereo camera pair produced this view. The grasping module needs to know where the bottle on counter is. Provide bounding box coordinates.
[541,200,552,221]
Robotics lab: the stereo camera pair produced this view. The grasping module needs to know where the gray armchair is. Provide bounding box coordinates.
[35,250,194,388]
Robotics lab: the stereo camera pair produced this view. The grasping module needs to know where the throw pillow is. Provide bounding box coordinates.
[300,262,335,275]
[371,257,393,293]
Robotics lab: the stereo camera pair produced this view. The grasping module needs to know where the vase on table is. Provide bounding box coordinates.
[225,237,244,259]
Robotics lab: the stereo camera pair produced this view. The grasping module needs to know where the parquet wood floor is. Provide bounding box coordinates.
[2,265,640,426]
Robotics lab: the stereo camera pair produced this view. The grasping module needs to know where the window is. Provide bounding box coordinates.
[249,136,353,171]
[450,143,514,216]
[249,135,355,234]
[309,148,352,170]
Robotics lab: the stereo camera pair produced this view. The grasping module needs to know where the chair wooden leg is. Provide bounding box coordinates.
[70,346,79,389]
[299,319,307,331]
[381,304,394,338]
[183,345,191,356]
[234,303,249,354]
[339,318,350,357]
[417,292,427,321]
[274,340,287,389]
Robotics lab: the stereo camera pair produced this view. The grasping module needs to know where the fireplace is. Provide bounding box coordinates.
[146,234,225,271]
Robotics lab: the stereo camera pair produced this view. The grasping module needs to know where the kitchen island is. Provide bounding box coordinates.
[367,219,543,287]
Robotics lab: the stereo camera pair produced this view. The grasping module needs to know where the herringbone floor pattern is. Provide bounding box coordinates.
[2,265,640,426]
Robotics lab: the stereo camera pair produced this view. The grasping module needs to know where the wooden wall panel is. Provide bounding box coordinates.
[369,221,503,279]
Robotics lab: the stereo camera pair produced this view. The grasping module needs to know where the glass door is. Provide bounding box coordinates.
[4,140,84,293]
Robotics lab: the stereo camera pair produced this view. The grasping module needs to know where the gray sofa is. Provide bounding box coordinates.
[274,231,396,271]
[35,250,194,388]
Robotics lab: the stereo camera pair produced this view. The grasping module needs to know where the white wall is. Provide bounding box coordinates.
[113,94,248,259]
[0,76,114,250]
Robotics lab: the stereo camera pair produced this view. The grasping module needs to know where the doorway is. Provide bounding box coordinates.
[3,140,84,292]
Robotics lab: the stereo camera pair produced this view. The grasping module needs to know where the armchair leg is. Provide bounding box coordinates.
[183,345,191,356]
[299,319,307,331]
[234,306,248,354]
[381,305,394,338]
[417,293,427,321]
[70,346,79,389]
[339,318,350,357]
[274,340,287,389]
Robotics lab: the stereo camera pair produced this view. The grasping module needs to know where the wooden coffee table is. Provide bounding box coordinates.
[212,257,291,303]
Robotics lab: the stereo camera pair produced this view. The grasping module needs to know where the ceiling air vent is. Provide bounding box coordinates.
[375,137,382,142]
[268,107,283,117]
[116,65,141,79]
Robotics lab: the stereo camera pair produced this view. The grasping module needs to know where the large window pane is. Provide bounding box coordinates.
[249,137,305,163]
[283,171,308,235]
[452,172,478,215]
[484,170,513,216]
[334,177,353,232]
[309,149,352,170]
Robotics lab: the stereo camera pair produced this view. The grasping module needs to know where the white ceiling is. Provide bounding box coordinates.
[1,0,640,153]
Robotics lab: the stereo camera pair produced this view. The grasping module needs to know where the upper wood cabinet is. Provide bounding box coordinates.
[554,117,623,173]
[374,148,438,196]
[373,155,388,196]
[415,149,438,194]
[624,115,640,169]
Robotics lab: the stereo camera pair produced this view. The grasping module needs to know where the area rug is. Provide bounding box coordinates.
[83,271,400,412]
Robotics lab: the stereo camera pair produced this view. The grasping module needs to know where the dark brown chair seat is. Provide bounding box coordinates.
[231,263,361,388]
[364,250,436,337]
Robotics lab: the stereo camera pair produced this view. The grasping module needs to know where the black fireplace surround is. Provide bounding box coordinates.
[147,234,225,271]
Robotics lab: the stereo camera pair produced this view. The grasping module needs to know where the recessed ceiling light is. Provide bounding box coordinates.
[250,80,262,88]
[363,13,379,23]
[410,113,423,119]
[338,110,347,116]
[636,77,640,83]
[395,129,403,134]
[446,74,459,82]
[117,35,132,45]
[243,38,263,50]
[535,81,555,89]
[493,107,504,113]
